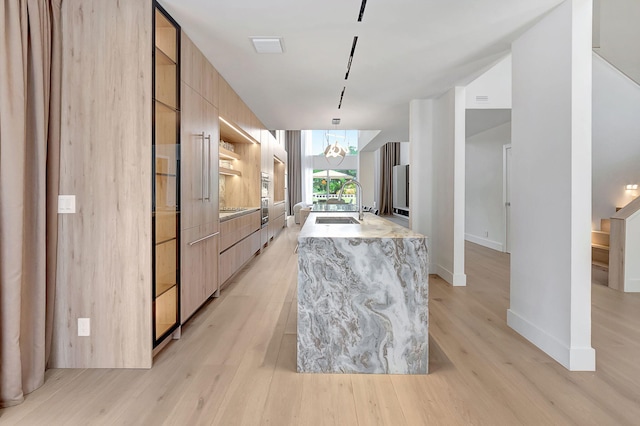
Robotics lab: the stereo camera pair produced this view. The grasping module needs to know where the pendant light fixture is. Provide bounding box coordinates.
[324,118,347,166]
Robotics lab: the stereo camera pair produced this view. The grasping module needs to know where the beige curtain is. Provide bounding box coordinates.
[285,130,302,215]
[0,0,62,408]
[379,142,400,215]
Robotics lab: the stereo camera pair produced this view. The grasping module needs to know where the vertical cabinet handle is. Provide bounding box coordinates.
[205,134,212,201]
[196,132,205,201]
[201,132,206,202]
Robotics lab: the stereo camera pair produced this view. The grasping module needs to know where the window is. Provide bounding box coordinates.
[301,130,360,205]
[312,169,357,203]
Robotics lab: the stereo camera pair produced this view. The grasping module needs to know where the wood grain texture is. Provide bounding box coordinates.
[202,58,219,108]
[220,211,261,252]
[180,226,206,322]
[268,211,285,240]
[51,0,153,368]
[179,81,219,231]
[4,228,640,424]
[180,33,202,94]
[179,36,220,325]
[218,76,240,124]
[274,159,286,203]
[180,223,219,323]
[609,218,625,291]
[219,230,261,286]
[180,82,205,230]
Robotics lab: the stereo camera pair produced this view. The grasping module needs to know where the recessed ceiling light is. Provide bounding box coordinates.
[250,37,284,54]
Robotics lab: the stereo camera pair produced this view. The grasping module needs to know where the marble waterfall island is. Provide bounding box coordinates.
[297,212,429,374]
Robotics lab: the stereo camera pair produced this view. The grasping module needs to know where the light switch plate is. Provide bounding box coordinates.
[58,195,76,214]
[78,318,90,336]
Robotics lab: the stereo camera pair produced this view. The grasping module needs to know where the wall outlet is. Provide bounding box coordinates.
[58,195,76,214]
[373,201,377,208]
[78,318,90,336]
[484,231,489,237]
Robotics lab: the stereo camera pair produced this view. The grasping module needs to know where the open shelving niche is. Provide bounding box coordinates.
[153,5,181,346]
[218,116,261,209]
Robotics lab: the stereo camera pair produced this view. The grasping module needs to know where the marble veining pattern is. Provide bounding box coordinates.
[297,213,428,374]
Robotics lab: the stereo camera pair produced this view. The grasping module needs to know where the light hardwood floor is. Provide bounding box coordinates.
[2,224,640,425]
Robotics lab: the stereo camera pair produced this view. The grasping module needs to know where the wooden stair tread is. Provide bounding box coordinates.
[591,230,610,236]
[592,243,610,251]
[592,260,609,271]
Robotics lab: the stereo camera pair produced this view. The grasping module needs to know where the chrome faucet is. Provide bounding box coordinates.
[338,179,364,221]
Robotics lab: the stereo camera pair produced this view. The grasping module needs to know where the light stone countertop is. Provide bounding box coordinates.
[299,211,425,240]
[310,203,359,213]
[219,207,260,222]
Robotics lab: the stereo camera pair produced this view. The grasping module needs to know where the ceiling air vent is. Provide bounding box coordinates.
[250,37,284,54]
[475,95,489,103]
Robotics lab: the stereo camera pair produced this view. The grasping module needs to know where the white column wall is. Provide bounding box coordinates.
[452,87,467,286]
[509,0,595,371]
[409,99,434,262]
[410,91,466,287]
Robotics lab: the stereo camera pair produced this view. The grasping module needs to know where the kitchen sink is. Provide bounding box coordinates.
[315,216,360,224]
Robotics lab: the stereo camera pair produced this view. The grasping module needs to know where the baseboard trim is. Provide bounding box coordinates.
[465,233,504,252]
[624,278,640,292]
[436,264,467,287]
[507,309,595,371]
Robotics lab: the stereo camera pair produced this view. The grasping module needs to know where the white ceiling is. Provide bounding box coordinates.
[158,0,563,148]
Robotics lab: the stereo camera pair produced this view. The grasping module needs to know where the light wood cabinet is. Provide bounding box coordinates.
[268,211,286,240]
[274,155,286,203]
[220,211,261,252]
[260,130,287,244]
[53,0,156,368]
[181,82,219,231]
[219,229,262,286]
[219,211,261,286]
[180,31,220,326]
[269,202,286,240]
[181,223,219,322]
[202,60,219,108]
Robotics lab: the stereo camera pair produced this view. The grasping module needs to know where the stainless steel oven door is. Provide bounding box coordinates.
[261,172,270,199]
[261,197,269,226]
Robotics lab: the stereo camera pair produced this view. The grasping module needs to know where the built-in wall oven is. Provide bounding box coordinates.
[261,173,269,227]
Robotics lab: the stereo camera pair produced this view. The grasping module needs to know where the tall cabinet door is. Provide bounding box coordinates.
[180,35,220,323]
[203,100,220,230]
[180,225,206,322]
[180,82,206,231]
[153,4,181,346]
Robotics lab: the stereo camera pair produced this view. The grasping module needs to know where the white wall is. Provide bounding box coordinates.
[510,0,594,371]
[592,53,640,228]
[466,54,512,109]
[358,151,376,208]
[399,142,410,165]
[410,89,466,286]
[594,0,640,84]
[409,99,434,246]
[465,122,511,251]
